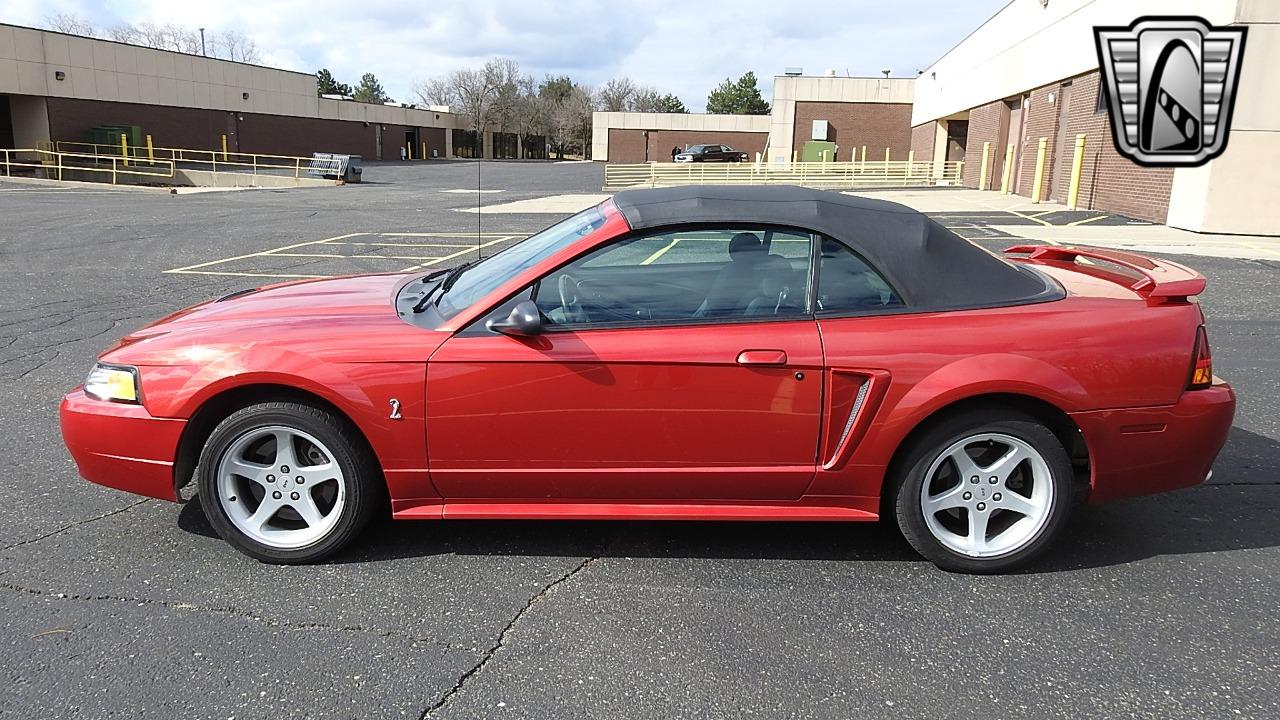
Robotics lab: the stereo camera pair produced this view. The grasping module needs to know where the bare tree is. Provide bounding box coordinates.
[415,58,526,151]
[106,24,141,44]
[212,30,261,63]
[45,12,99,36]
[43,14,262,64]
[421,67,500,145]
[630,86,662,113]
[414,77,453,107]
[117,22,203,54]
[547,84,595,159]
[596,77,636,113]
[486,58,524,135]
[514,75,549,158]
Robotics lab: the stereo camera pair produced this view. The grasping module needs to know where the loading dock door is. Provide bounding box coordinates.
[1049,83,1074,201]
[1008,97,1027,194]
[0,96,14,149]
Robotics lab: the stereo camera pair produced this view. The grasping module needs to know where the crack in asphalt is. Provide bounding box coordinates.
[0,580,470,654]
[0,498,152,552]
[419,555,600,719]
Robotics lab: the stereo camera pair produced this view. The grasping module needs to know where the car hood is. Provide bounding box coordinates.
[101,273,446,365]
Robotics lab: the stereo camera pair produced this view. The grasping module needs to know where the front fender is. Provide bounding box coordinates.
[132,347,431,501]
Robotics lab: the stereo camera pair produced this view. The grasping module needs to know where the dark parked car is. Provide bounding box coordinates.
[673,144,750,163]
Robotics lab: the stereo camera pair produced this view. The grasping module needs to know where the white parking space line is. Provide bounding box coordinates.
[264,252,449,261]
[399,236,517,272]
[167,270,330,279]
[328,242,475,248]
[165,232,370,276]
[377,232,523,238]
[164,231,531,279]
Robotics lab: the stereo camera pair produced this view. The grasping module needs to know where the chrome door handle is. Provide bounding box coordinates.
[736,349,788,366]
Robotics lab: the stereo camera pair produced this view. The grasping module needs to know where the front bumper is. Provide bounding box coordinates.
[59,388,186,502]
[1072,381,1235,503]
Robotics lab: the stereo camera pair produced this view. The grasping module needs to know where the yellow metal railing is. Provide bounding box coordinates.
[603,160,964,191]
[1,148,176,184]
[54,141,341,180]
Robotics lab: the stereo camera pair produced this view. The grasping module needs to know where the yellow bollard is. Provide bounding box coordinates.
[1067,134,1086,210]
[860,145,867,165]
[978,141,991,190]
[146,134,154,163]
[907,149,915,175]
[421,141,428,160]
[792,150,799,163]
[1030,137,1048,203]
[221,134,228,161]
[406,141,413,160]
[120,135,129,166]
[1000,143,1015,194]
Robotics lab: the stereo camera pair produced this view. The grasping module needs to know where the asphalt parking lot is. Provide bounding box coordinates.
[1,162,1277,719]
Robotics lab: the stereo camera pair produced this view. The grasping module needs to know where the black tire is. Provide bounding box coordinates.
[892,408,1074,574]
[197,401,382,564]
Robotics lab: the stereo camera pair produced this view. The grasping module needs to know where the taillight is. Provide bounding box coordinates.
[1188,325,1213,389]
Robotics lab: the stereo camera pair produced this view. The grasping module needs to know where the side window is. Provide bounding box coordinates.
[532,227,813,327]
[815,237,904,313]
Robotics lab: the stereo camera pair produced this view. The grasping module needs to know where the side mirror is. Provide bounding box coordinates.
[487,300,543,337]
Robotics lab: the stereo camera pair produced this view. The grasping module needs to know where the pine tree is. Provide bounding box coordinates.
[654,93,689,113]
[316,68,351,96]
[705,72,770,115]
[353,73,390,104]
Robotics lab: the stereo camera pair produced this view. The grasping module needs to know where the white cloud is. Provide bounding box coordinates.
[4,0,1007,109]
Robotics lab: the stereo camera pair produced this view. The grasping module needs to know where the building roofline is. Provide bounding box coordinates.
[771,74,914,80]
[917,0,1016,73]
[0,21,314,78]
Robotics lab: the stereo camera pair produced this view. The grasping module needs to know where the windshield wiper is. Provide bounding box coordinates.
[438,261,473,294]
[410,267,455,313]
[410,262,472,313]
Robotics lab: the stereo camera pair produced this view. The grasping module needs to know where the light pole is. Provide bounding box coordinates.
[199,28,206,56]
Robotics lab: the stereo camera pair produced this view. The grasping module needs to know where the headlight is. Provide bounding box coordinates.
[84,363,140,403]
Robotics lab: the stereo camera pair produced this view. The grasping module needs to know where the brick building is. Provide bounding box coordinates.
[593,75,915,164]
[911,0,1279,235]
[0,23,481,160]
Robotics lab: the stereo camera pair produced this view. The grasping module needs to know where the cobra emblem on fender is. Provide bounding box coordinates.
[389,398,402,420]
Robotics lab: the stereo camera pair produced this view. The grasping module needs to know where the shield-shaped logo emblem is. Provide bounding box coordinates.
[1094,16,1247,167]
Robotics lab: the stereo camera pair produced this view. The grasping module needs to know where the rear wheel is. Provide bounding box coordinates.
[198,402,381,564]
[893,409,1073,573]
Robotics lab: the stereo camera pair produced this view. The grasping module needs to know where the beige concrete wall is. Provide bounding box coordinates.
[768,76,913,164]
[911,0,1238,126]
[0,23,462,138]
[591,111,770,161]
[1167,10,1280,235]
[593,76,912,163]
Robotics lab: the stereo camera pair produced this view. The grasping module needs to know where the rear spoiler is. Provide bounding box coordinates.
[1005,245,1206,300]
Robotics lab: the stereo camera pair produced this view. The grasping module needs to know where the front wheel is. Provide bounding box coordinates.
[893,409,1074,573]
[198,401,382,564]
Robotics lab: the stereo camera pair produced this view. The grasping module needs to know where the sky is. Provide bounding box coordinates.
[2,0,1010,110]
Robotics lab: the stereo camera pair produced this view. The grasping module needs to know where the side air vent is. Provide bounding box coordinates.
[834,380,870,452]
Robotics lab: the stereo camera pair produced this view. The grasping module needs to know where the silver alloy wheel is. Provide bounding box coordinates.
[919,432,1054,558]
[215,425,346,549]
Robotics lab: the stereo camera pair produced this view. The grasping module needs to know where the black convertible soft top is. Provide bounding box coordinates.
[611,185,1062,312]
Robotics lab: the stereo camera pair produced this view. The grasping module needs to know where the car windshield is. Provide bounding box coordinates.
[433,204,607,321]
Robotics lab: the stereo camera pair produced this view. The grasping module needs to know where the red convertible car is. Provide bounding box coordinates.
[60,186,1234,572]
